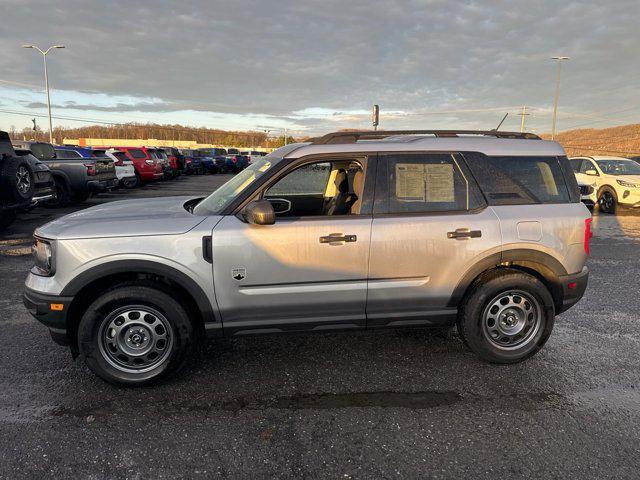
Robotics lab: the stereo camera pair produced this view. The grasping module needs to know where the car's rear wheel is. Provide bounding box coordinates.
[598,188,617,214]
[46,177,70,207]
[457,270,554,363]
[78,285,194,386]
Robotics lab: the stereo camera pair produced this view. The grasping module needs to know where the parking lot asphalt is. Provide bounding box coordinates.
[1,174,639,479]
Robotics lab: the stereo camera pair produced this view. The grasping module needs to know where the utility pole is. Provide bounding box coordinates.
[372,104,379,131]
[22,44,66,144]
[518,105,530,133]
[551,56,569,140]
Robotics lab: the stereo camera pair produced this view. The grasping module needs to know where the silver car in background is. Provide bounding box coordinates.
[23,130,591,386]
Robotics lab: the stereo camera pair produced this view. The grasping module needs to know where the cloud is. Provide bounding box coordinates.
[1,0,639,133]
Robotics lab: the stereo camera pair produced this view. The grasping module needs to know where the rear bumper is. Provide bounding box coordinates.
[87,178,118,192]
[557,266,589,314]
[23,287,73,345]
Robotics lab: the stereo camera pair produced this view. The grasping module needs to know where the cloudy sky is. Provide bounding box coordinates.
[1,0,639,136]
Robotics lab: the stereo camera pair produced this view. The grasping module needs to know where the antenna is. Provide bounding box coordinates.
[494,113,509,131]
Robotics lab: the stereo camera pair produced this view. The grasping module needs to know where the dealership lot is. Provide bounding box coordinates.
[1,174,639,478]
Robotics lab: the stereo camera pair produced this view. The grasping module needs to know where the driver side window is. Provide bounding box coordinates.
[579,160,598,175]
[263,160,365,217]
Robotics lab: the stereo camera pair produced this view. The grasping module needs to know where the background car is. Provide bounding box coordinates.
[577,178,597,210]
[12,141,116,207]
[1,131,36,229]
[104,148,137,188]
[197,147,225,173]
[162,147,185,175]
[111,146,163,183]
[147,148,172,179]
[571,156,640,214]
[181,149,205,175]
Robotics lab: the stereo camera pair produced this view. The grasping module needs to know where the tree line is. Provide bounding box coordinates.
[7,122,299,148]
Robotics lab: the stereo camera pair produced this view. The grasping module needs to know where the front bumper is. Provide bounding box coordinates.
[23,287,73,345]
[557,266,589,314]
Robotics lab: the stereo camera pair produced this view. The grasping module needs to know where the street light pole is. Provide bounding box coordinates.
[22,44,65,144]
[551,56,569,140]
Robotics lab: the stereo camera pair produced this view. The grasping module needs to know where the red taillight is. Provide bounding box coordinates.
[584,217,593,255]
[84,163,96,176]
[567,282,578,290]
[114,160,124,166]
[232,155,238,163]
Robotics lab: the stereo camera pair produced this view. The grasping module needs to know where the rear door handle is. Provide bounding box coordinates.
[319,233,357,245]
[447,228,482,240]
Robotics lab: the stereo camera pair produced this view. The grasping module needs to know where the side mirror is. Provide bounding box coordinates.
[585,169,598,176]
[243,200,275,225]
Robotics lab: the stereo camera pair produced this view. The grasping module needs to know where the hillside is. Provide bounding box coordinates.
[543,123,640,158]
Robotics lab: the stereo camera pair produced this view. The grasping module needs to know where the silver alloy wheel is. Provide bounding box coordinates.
[16,166,31,194]
[481,290,542,350]
[98,306,173,373]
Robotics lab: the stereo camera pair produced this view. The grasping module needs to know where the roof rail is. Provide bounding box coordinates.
[311,130,541,145]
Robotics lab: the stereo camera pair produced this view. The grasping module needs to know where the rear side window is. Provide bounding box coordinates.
[129,149,146,159]
[463,153,573,205]
[30,143,56,160]
[114,152,128,162]
[380,153,486,214]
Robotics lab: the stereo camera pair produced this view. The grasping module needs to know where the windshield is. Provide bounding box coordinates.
[193,157,280,215]
[596,159,640,175]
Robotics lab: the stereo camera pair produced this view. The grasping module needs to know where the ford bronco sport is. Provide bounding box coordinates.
[23,130,591,386]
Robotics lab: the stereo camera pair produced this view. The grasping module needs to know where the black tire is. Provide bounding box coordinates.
[0,209,18,230]
[0,158,34,202]
[46,177,71,207]
[598,187,617,214]
[77,284,194,386]
[457,270,555,364]
[123,177,138,189]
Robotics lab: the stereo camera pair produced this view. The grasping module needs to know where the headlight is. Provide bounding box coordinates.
[32,237,54,276]
[616,179,639,188]
[145,160,155,165]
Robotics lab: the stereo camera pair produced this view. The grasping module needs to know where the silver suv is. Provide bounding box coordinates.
[23,130,591,386]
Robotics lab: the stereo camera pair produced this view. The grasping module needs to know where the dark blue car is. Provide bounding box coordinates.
[197,148,228,174]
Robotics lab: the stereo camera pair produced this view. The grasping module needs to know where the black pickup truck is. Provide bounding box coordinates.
[12,141,117,207]
[0,132,56,230]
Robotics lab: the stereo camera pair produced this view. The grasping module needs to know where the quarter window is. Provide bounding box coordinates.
[383,153,485,214]
[463,154,572,205]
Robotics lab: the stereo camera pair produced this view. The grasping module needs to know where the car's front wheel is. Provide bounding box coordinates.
[457,270,555,364]
[598,187,617,214]
[78,285,194,386]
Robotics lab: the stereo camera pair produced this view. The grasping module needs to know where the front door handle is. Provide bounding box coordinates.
[447,228,482,240]
[319,233,357,245]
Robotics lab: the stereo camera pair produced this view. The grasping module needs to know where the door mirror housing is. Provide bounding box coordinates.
[585,169,598,176]
[243,200,275,225]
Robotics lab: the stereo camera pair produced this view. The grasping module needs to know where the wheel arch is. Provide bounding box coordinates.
[62,260,220,351]
[448,250,567,313]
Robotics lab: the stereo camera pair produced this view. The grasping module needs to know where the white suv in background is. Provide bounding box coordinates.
[570,156,640,214]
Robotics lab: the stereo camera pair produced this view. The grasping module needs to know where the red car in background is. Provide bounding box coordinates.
[109,147,163,182]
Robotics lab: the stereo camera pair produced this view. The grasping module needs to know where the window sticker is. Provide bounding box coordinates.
[425,164,455,202]
[395,164,426,201]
